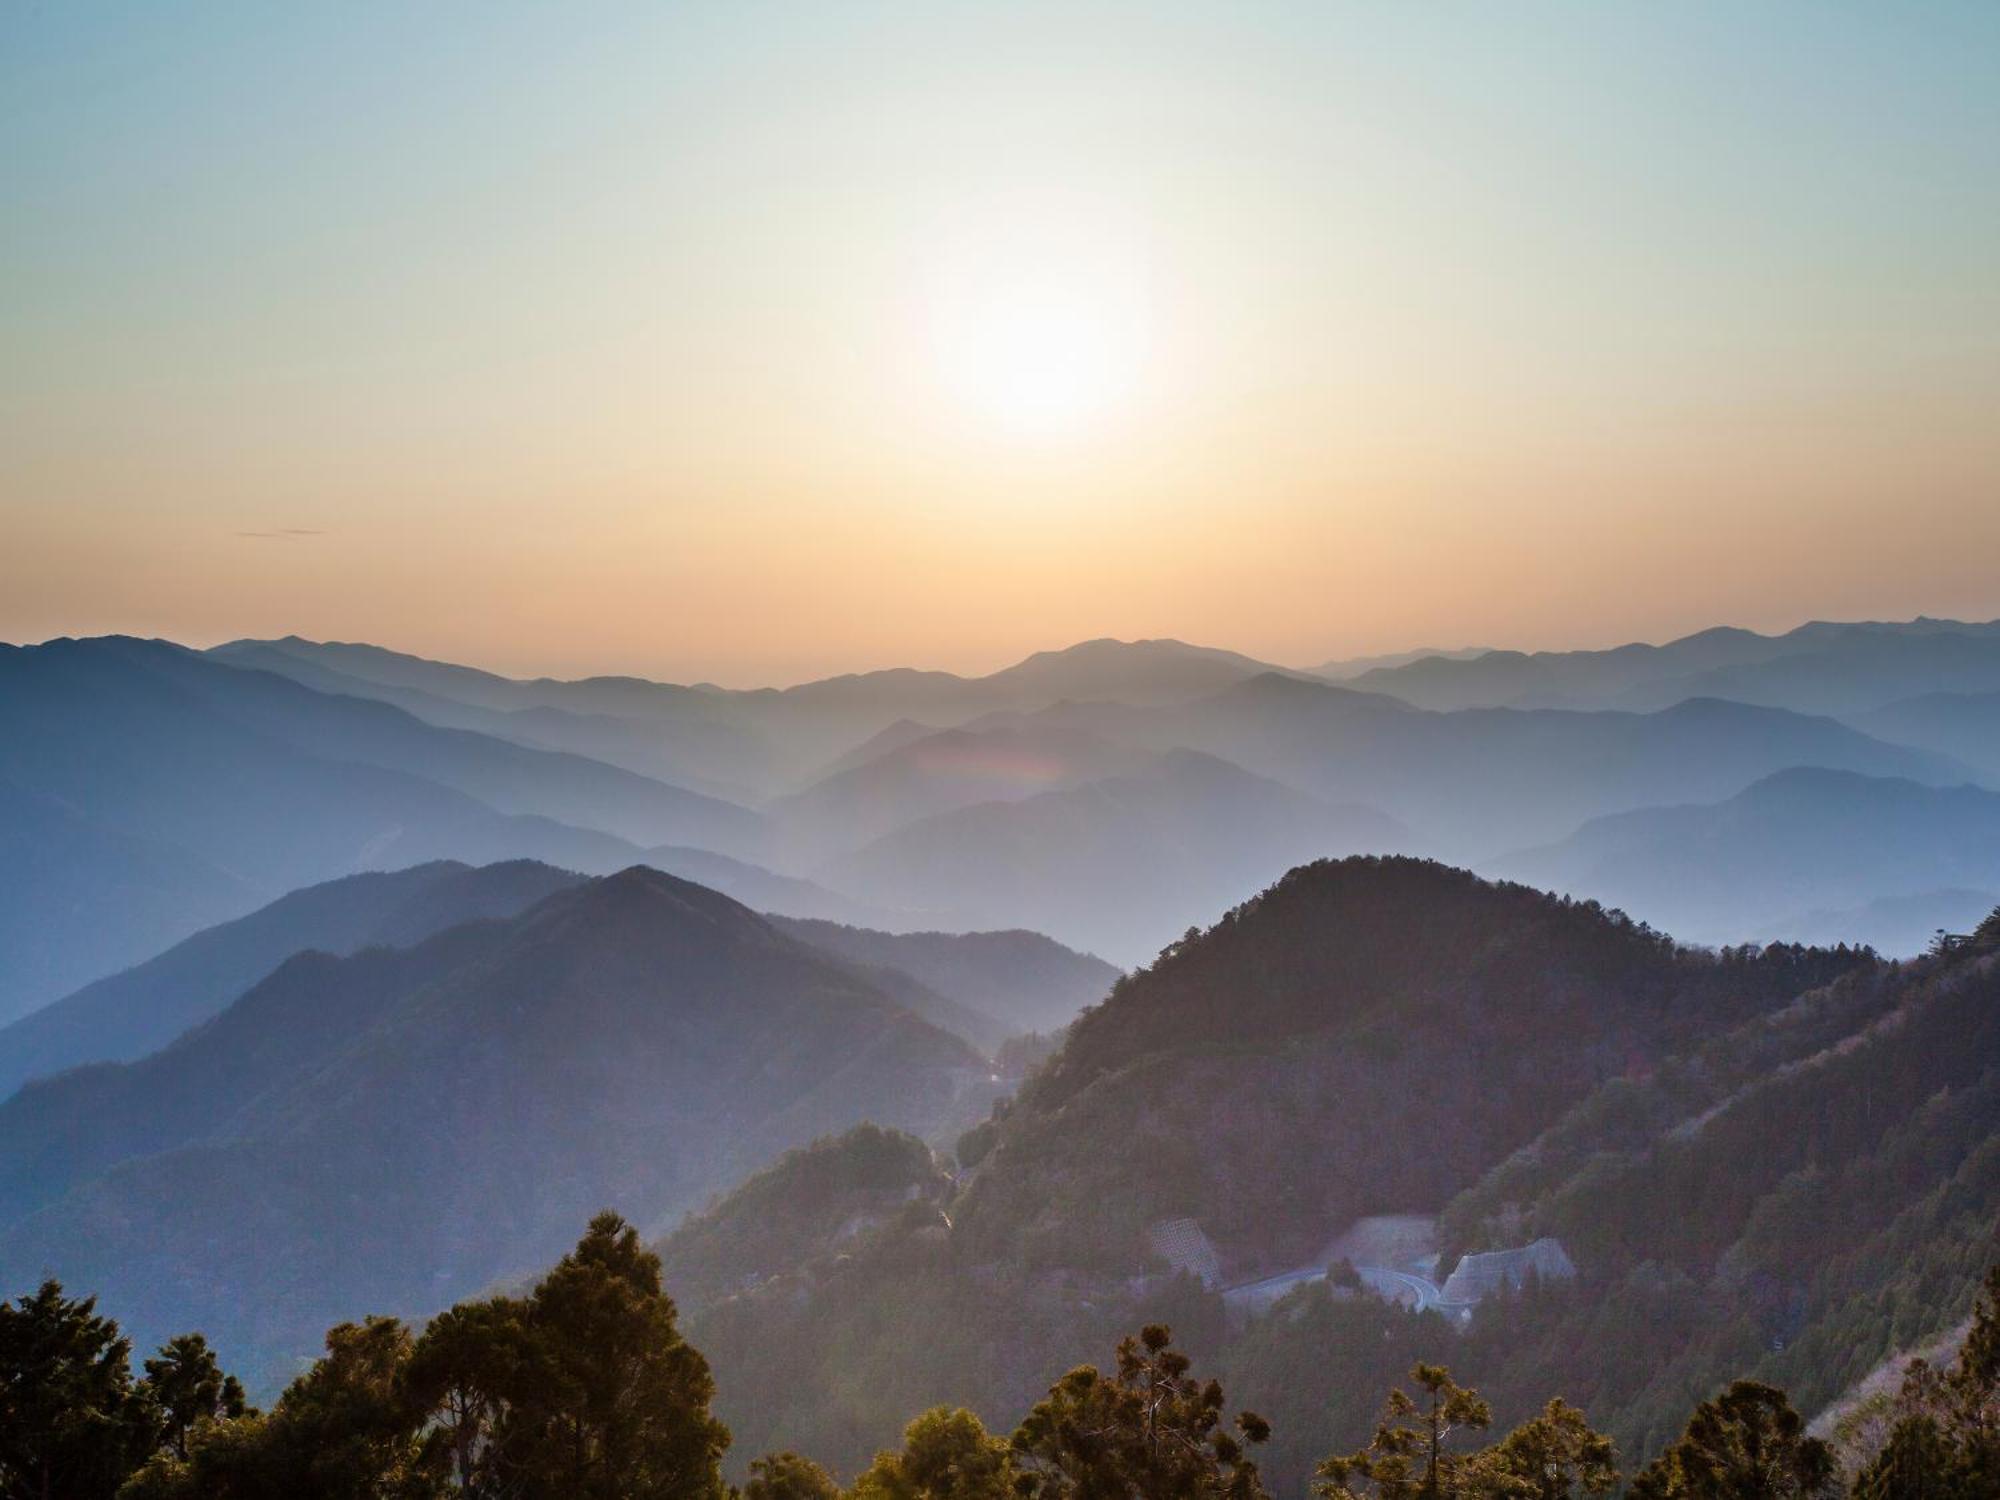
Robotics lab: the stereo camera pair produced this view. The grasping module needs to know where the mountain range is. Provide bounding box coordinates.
[10,622,1998,1014]
[1346,616,2000,714]
[0,638,740,1020]
[966,677,1971,862]
[0,859,581,1100]
[668,858,1998,1492]
[0,867,991,1384]
[1499,768,2000,952]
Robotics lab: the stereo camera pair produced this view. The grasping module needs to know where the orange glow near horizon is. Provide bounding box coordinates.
[4,5,1998,684]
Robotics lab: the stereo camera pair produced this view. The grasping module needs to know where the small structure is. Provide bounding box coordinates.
[1146,1216,1223,1289]
[1932,909,2000,954]
[1440,1237,1575,1306]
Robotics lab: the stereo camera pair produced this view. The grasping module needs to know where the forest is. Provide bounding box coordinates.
[5,1212,1996,1500]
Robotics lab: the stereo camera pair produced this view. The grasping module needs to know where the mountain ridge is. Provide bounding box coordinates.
[0,864,988,1389]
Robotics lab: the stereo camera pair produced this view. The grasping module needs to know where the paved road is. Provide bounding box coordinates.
[1222,1263,1444,1314]
[1357,1265,1444,1313]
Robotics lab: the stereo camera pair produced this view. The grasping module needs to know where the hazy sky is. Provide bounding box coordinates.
[5,3,1998,684]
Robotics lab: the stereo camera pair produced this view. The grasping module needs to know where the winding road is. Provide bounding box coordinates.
[1221,1262,1445,1314]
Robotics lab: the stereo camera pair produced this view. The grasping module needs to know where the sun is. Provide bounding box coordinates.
[924,212,1153,439]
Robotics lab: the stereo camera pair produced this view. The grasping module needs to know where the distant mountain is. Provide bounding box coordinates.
[771,725,1150,864]
[0,867,985,1388]
[967,637,1302,705]
[801,718,947,783]
[1311,645,1492,679]
[216,635,1302,796]
[0,860,580,1101]
[1002,675,1972,861]
[766,917,1118,1039]
[0,776,256,1028]
[1350,617,2000,715]
[211,638,775,799]
[211,635,729,720]
[821,751,1407,964]
[638,844,915,929]
[0,636,741,1018]
[1495,768,2000,948]
[1780,887,2000,957]
[115,638,765,854]
[1850,688,2000,779]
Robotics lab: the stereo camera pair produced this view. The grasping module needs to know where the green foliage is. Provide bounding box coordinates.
[742,1451,842,1500]
[1012,1324,1271,1499]
[659,1126,949,1314]
[1626,1381,1834,1499]
[1466,1399,1617,1500]
[0,1281,155,1500]
[959,858,1861,1275]
[1309,1370,1615,1500]
[1852,1415,1961,1500]
[402,1297,528,1495]
[121,1212,728,1500]
[852,1408,1017,1500]
[141,1332,249,1460]
[1314,1363,1492,1500]
[1843,1265,2000,1497]
[484,1210,729,1499]
[122,1314,444,1500]
[1223,1285,1454,1489]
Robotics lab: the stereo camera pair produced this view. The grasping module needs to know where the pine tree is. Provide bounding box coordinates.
[1626,1381,1833,1499]
[0,1281,154,1500]
[852,1408,1017,1500]
[403,1298,530,1497]
[1013,1324,1271,1499]
[504,1211,729,1500]
[741,1452,843,1500]
[1465,1399,1616,1500]
[1852,1414,1962,1500]
[1315,1364,1492,1500]
[139,1333,248,1462]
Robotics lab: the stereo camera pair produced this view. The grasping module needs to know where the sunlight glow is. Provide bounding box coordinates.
[925,206,1154,438]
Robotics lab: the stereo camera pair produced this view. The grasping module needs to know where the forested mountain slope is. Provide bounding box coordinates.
[953,858,1864,1271]
[0,859,581,1100]
[0,868,984,1389]
[671,860,1922,1490]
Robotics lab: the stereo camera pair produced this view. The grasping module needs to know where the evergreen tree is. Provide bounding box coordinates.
[741,1452,843,1500]
[1852,1414,1963,1500]
[1626,1381,1833,1500]
[1013,1324,1271,1500]
[122,1315,444,1500]
[502,1211,729,1500]
[139,1333,248,1461]
[0,1281,154,1500]
[1315,1364,1492,1500]
[1465,1399,1616,1499]
[403,1297,531,1498]
[852,1408,1017,1500]
[1953,1264,2000,1405]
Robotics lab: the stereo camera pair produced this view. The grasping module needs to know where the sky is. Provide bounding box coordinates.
[4,2,1998,685]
